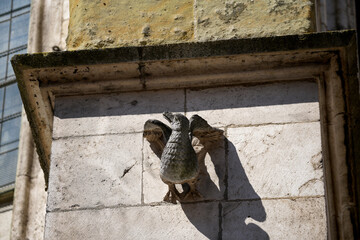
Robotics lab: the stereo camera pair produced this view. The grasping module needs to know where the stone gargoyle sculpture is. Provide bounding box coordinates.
[143,112,223,204]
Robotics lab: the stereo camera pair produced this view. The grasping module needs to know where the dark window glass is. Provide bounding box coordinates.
[0,56,7,80]
[0,88,4,113]
[0,21,10,52]
[0,1,11,15]
[1,117,21,145]
[0,1,30,189]
[13,0,30,10]
[0,149,18,187]
[3,84,22,117]
[0,140,18,154]
[9,13,29,49]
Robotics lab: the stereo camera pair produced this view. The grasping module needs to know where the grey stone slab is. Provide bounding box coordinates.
[45,203,219,240]
[222,197,327,239]
[143,137,226,203]
[47,133,142,211]
[186,81,319,128]
[227,122,324,200]
[53,89,185,138]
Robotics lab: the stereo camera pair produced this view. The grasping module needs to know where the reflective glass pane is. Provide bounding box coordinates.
[9,13,29,49]
[0,140,18,154]
[0,13,10,22]
[12,6,30,17]
[0,149,18,187]
[0,56,7,80]
[1,117,21,145]
[3,84,22,117]
[0,88,4,113]
[7,48,26,77]
[0,21,10,52]
[0,0,11,15]
[13,0,31,10]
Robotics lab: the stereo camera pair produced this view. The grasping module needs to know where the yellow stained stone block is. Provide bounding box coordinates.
[194,0,315,41]
[67,0,315,50]
[67,0,194,50]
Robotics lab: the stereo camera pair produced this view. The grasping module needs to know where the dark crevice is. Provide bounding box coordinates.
[137,47,146,89]
[121,163,135,178]
[218,202,223,240]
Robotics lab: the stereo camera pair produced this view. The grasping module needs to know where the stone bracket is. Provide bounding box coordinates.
[11,30,359,239]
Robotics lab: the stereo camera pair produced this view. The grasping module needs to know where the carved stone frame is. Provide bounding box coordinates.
[11,30,359,239]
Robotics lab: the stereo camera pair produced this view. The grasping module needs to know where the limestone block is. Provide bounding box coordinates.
[47,133,142,211]
[186,81,319,128]
[53,89,184,138]
[143,137,226,203]
[67,0,194,50]
[195,0,315,42]
[0,206,12,240]
[45,203,219,239]
[227,122,324,200]
[142,140,168,203]
[222,197,326,239]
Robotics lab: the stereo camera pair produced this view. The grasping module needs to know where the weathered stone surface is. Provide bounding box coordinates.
[45,203,219,240]
[195,0,314,42]
[67,0,194,50]
[143,136,226,203]
[47,134,142,211]
[0,206,12,240]
[11,174,47,240]
[227,122,324,200]
[53,89,184,138]
[142,140,168,203]
[222,197,326,239]
[67,0,315,50]
[186,81,319,128]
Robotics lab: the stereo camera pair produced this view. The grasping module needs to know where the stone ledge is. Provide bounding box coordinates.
[12,30,355,68]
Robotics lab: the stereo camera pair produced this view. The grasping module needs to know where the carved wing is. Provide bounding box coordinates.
[189,115,224,149]
[143,119,172,157]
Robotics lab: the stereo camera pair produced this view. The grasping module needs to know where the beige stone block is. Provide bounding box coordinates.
[143,137,226,203]
[195,0,314,42]
[142,140,168,203]
[186,81,319,128]
[0,206,12,240]
[47,133,142,211]
[222,197,326,239]
[67,0,194,50]
[53,89,184,138]
[227,122,324,200]
[45,203,219,240]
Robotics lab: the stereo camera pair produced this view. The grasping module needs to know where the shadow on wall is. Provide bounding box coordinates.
[54,80,319,119]
[180,138,269,240]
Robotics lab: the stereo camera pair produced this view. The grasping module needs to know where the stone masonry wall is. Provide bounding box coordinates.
[67,0,315,50]
[0,206,12,240]
[45,80,326,239]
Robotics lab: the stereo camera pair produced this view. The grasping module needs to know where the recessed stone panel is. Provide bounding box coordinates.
[227,122,324,200]
[45,203,219,240]
[222,197,326,239]
[186,81,319,128]
[53,89,184,138]
[47,133,143,211]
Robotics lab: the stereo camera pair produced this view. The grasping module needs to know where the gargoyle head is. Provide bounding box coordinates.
[163,112,189,131]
